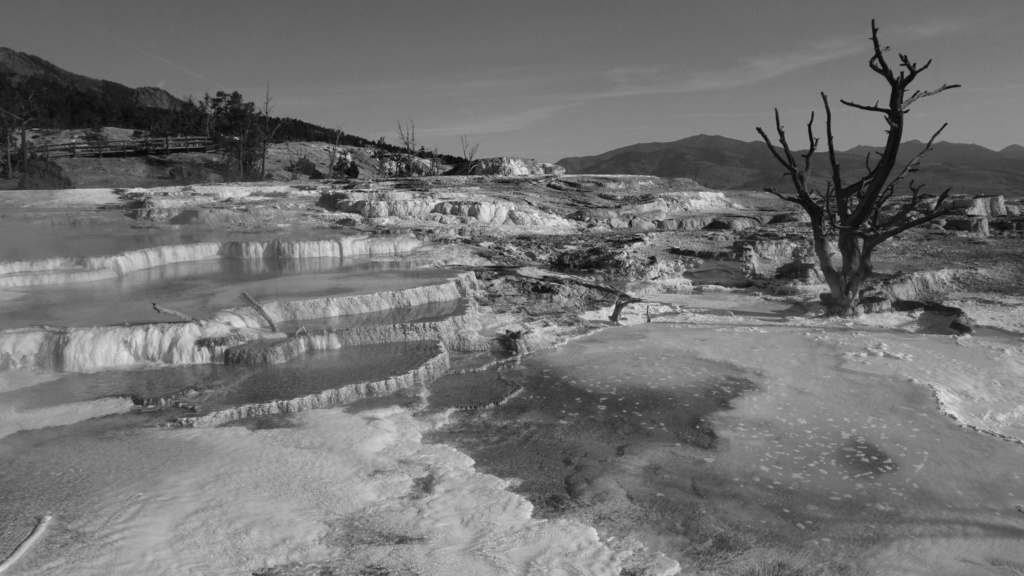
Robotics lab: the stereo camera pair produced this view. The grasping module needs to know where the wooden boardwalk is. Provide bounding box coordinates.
[27,136,212,159]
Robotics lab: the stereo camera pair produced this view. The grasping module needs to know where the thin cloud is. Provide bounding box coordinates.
[574,18,970,102]
[891,17,970,40]
[113,37,229,91]
[418,103,578,137]
[576,37,863,102]
[134,48,229,91]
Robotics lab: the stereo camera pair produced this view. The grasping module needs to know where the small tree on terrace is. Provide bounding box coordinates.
[756,20,959,316]
[460,134,479,163]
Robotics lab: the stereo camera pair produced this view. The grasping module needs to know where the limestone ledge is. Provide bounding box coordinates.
[0,236,423,288]
[0,273,481,372]
[172,341,450,428]
[215,272,480,328]
[223,303,487,365]
[318,190,575,229]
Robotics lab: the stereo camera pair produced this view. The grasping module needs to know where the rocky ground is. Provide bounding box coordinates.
[5,162,1024,575]
[104,170,1024,330]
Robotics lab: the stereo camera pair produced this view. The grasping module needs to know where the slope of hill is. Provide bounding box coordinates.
[558,135,1024,197]
[0,46,182,111]
[0,47,462,166]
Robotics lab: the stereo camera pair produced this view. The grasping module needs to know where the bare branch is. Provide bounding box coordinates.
[774,109,800,169]
[902,83,961,109]
[762,187,804,206]
[755,125,794,171]
[867,19,895,82]
[821,93,843,195]
[802,110,818,175]
[460,134,479,162]
[0,106,27,122]
[839,99,890,114]
[397,119,416,155]
[881,122,947,196]
[867,193,951,248]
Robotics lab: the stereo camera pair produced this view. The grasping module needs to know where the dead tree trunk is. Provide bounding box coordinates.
[756,20,959,316]
[2,124,11,179]
[152,302,197,323]
[19,124,27,169]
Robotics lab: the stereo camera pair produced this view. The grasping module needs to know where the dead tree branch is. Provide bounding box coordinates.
[240,292,279,332]
[152,302,197,323]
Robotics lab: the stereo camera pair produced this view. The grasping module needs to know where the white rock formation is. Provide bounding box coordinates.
[319,190,576,229]
[445,157,551,176]
[0,236,422,288]
[174,341,449,427]
[949,195,1007,217]
[0,273,481,372]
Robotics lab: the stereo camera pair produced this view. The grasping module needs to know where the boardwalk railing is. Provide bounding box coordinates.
[27,137,212,159]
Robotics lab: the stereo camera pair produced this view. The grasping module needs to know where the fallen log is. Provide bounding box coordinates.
[151,302,197,323]
[240,292,279,332]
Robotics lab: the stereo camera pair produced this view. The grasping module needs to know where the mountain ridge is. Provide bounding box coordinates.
[0,46,182,110]
[557,134,1024,197]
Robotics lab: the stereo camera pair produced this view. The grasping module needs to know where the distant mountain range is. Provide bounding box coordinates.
[557,134,1024,197]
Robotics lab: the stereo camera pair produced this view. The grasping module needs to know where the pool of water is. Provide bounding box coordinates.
[0,258,453,330]
[429,322,1024,575]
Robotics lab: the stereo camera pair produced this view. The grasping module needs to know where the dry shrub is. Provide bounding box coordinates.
[18,155,73,190]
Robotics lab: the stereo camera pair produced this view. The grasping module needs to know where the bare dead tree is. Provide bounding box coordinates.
[396,119,416,154]
[396,119,417,175]
[325,125,344,177]
[256,84,283,179]
[756,20,959,316]
[428,145,443,176]
[0,95,36,175]
[460,134,479,162]
[371,146,391,180]
[0,110,13,179]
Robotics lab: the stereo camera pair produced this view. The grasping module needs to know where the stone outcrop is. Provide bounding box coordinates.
[657,216,715,231]
[736,236,814,280]
[540,163,566,175]
[871,269,957,302]
[892,300,974,335]
[444,157,553,176]
[948,195,1006,217]
[937,195,1009,237]
[943,217,989,236]
[768,212,811,224]
[318,190,575,229]
[705,217,761,231]
[990,219,1024,232]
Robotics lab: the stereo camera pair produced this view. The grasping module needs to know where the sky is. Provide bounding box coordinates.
[2,0,1022,161]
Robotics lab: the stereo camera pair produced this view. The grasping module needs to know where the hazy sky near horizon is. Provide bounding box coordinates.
[2,0,1022,161]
